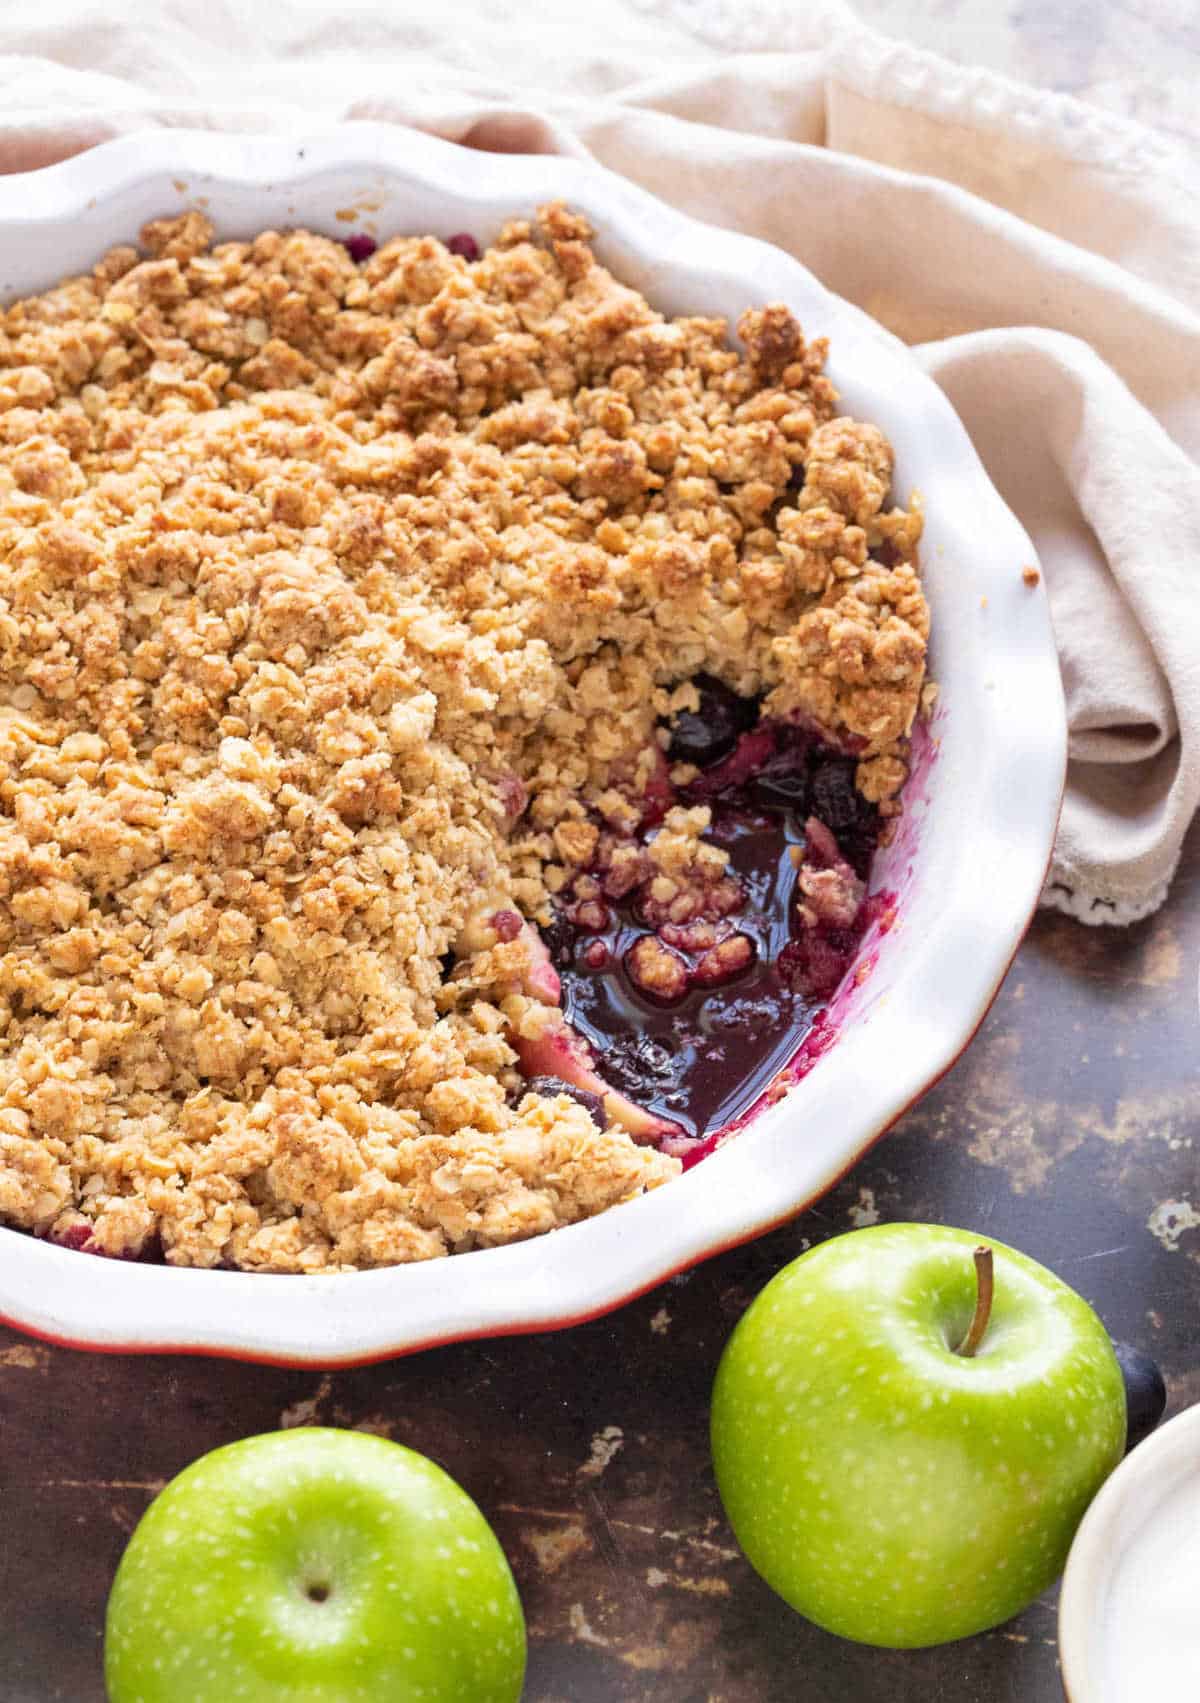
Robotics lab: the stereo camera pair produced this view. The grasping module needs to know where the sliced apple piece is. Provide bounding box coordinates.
[455,897,674,1141]
[512,1014,681,1145]
[519,921,562,1006]
[454,902,562,1005]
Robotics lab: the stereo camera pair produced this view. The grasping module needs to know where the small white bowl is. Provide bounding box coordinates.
[0,124,1065,1363]
[1059,1404,1200,1702]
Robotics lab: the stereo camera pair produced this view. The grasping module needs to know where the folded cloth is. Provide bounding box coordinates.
[0,0,1196,922]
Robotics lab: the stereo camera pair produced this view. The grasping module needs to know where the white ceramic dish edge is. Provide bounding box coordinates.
[1058,1402,1200,1703]
[0,125,1066,1363]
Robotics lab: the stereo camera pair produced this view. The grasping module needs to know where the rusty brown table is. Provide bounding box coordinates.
[3,821,1197,1703]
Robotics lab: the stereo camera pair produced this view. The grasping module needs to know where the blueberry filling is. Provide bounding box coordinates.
[665,675,759,770]
[540,694,885,1151]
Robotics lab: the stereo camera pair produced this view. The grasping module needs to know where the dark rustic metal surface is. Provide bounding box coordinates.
[2,820,1197,1703]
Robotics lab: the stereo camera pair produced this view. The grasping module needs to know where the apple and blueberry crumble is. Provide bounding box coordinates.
[0,204,928,1272]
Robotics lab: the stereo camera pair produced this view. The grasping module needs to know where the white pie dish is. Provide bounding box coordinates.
[0,124,1064,1364]
[1059,1403,1199,1702]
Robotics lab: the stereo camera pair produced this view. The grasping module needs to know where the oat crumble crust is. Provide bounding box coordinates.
[0,204,927,1272]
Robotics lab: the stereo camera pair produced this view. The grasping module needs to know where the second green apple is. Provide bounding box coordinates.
[711,1223,1126,1647]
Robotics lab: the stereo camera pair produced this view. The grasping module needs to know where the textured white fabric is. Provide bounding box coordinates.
[0,0,1196,921]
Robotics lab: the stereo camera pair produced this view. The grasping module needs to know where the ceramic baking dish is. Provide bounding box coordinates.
[0,124,1065,1362]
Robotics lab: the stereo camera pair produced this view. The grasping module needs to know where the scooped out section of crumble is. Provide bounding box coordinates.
[0,203,927,1272]
[542,701,892,1152]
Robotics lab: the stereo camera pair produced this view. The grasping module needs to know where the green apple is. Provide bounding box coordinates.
[104,1428,526,1702]
[710,1224,1125,1647]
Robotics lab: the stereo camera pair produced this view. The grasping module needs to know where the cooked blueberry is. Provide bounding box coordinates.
[665,675,759,769]
[343,233,377,263]
[445,232,480,261]
[808,757,863,833]
[525,1074,608,1130]
[539,914,575,970]
[778,933,850,999]
[1114,1340,1167,1452]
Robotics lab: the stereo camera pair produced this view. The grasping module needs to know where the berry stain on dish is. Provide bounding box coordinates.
[0,202,929,1271]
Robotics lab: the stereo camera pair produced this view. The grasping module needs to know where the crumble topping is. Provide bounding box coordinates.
[0,204,927,1272]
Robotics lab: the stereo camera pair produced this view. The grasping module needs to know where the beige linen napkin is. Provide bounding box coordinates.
[0,0,1196,922]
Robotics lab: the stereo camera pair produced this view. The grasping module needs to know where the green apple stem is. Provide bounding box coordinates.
[955,1246,995,1357]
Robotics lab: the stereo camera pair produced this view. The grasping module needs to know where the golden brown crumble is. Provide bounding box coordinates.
[0,204,927,1272]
